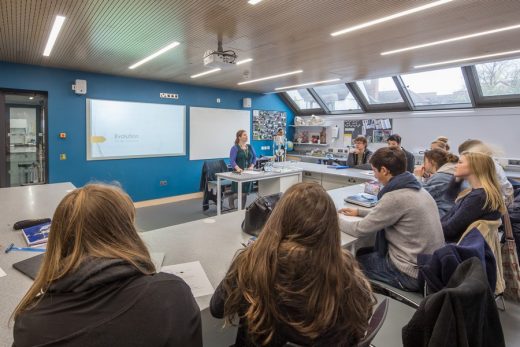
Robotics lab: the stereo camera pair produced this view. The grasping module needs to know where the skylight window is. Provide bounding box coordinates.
[312,84,361,111]
[355,77,403,105]
[474,57,520,97]
[401,67,471,106]
[285,89,321,110]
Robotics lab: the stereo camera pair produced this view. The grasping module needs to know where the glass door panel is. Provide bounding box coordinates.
[1,91,47,187]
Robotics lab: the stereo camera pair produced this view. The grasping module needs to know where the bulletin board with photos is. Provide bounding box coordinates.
[343,118,393,145]
[253,110,287,140]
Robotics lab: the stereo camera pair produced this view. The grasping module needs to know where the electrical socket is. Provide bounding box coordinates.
[159,180,168,186]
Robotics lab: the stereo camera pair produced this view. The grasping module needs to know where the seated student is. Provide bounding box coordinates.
[339,147,444,292]
[458,139,513,205]
[430,136,450,151]
[442,151,506,243]
[13,184,202,347]
[211,182,375,347]
[387,134,415,173]
[414,148,459,217]
[346,135,373,169]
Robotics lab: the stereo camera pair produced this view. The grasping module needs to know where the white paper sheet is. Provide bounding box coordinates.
[0,267,6,278]
[242,170,262,175]
[161,261,214,298]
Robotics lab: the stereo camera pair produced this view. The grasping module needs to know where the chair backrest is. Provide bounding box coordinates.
[202,159,229,183]
[282,298,389,347]
[357,298,389,347]
[458,219,504,294]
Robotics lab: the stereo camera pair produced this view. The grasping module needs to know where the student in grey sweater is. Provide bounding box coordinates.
[339,147,445,291]
[414,148,459,218]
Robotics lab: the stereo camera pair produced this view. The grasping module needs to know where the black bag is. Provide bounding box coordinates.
[241,193,282,236]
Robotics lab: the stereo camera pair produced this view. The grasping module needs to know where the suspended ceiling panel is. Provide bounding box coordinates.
[1,0,520,93]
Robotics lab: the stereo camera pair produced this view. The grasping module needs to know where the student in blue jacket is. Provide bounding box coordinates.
[414,148,459,217]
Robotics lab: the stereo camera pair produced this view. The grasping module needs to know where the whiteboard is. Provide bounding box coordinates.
[189,107,251,160]
[86,99,185,160]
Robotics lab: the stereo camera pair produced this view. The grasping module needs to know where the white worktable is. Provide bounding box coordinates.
[215,168,303,215]
[0,182,75,347]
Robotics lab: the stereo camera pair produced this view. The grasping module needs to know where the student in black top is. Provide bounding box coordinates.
[12,184,202,347]
[346,135,373,169]
[387,134,415,173]
[441,151,506,243]
[210,182,375,347]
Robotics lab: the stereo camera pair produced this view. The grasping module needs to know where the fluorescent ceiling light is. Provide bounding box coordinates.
[190,68,222,78]
[129,41,180,69]
[237,70,303,85]
[275,78,341,91]
[248,0,263,4]
[236,58,253,65]
[382,23,520,55]
[414,49,520,69]
[43,15,66,56]
[330,0,453,37]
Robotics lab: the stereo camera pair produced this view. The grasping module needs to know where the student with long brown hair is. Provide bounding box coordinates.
[442,151,506,242]
[210,182,375,347]
[13,184,202,347]
[414,148,459,217]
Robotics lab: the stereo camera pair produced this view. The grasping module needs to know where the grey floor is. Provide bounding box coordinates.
[135,194,257,232]
[135,196,520,347]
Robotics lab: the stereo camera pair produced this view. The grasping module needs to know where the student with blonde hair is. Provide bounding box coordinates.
[442,151,506,242]
[458,139,513,204]
[211,182,375,346]
[13,184,202,347]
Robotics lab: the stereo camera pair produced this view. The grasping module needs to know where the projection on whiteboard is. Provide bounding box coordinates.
[86,99,185,160]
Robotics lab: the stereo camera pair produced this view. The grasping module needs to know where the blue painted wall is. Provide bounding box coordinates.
[0,62,294,201]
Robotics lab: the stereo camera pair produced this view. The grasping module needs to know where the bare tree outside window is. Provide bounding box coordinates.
[476,58,520,96]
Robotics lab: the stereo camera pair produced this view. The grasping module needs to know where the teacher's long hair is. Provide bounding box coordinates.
[235,129,246,145]
[221,182,375,346]
[13,184,155,320]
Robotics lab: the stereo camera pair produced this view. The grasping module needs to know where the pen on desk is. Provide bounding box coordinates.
[5,243,46,254]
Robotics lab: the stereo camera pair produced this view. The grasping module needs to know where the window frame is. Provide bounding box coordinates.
[310,83,365,115]
[348,77,409,112]
[465,64,520,107]
[396,68,474,111]
[280,89,325,115]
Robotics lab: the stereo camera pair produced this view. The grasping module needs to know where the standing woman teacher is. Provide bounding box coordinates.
[229,129,257,209]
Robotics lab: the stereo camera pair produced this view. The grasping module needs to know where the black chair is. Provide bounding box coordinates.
[369,280,423,310]
[200,159,232,211]
[357,298,389,347]
[284,298,390,347]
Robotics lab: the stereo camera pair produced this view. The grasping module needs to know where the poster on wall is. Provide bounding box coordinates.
[253,110,286,140]
[343,118,393,144]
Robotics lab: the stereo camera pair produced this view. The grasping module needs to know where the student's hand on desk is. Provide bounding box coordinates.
[339,207,359,217]
[248,165,254,170]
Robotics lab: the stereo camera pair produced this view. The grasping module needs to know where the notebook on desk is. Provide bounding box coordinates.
[12,253,44,280]
[344,193,378,208]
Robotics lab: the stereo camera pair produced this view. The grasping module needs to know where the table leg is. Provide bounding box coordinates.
[217,177,221,216]
[237,182,243,211]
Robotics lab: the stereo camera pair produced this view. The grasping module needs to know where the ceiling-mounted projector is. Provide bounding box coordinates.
[203,40,237,69]
[203,50,237,69]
